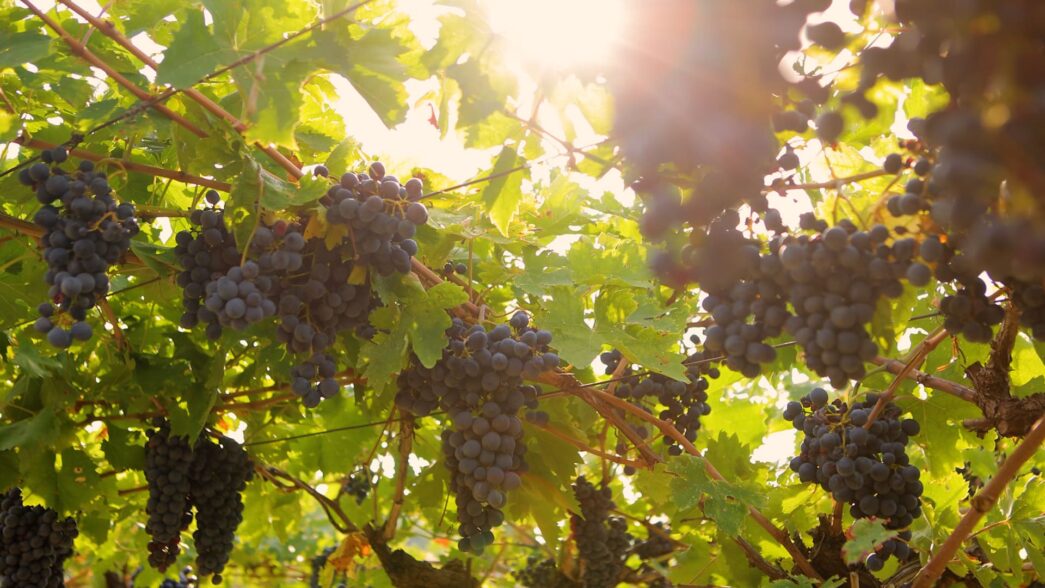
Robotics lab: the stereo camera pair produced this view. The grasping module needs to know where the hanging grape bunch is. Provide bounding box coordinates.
[321,161,428,276]
[174,190,380,407]
[144,420,196,572]
[570,476,633,588]
[0,487,79,588]
[600,348,713,458]
[173,191,241,339]
[396,312,559,554]
[143,420,253,583]
[23,148,140,348]
[342,470,372,505]
[784,388,923,571]
[187,434,254,583]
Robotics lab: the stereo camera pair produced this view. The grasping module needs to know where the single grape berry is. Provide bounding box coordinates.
[883,153,903,174]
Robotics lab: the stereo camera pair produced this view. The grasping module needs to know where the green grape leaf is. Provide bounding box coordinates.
[843,519,895,564]
[1011,333,1045,393]
[101,425,146,471]
[535,286,598,369]
[0,451,18,491]
[156,10,236,88]
[668,455,764,535]
[11,341,61,377]
[56,449,102,514]
[480,146,527,237]
[0,408,60,451]
[0,31,51,69]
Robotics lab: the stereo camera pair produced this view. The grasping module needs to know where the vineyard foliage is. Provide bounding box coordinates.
[0,0,1043,587]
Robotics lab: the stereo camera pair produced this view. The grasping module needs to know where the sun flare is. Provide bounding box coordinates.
[486,0,627,69]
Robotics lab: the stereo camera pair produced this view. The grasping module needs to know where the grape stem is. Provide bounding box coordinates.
[19,0,207,138]
[911,414,1045,588]
[864,326,950,429]
[97,299,127,352]
[382,416,414,540]
[762,168,890,194]
[530,421,647,470]
[869,356,976,402]
[256,462,358,533]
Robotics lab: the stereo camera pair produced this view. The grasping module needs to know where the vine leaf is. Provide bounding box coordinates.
[480,146,527,237]
[109,0,184,36]
[12,341,61,377]
[1008,477,1045,575]
[537,286,598,368]
[156,9,237,88]
[0,110,13,139]
[842,518,894,565]
[668,455,765,536]
[55,449,102,514]
[361,278,467,395]
[0,451,16,490]
[1010,333,1045,392]
[101,424,146,471]
[0,31,51,68]
[0,408,60,451]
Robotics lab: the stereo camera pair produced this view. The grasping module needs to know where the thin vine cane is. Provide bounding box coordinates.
[54,0,303,180]
[911,414,1045,588]
[19,0,207,138]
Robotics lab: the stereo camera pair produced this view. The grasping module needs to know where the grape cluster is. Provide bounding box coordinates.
[174,198,240,338]
[396,313,558,552]
[777,222,927,387]
[784,389,922,570]
[680,213,935,387]
[633,522,674,561]
[395,313,556,418]
[599,349,712,457]
[290,352,340,408]
[269,231,377,349]
[23,149,139,347]
[144,420,195,571]
[611,2,820,227]
[203,262,277,330]
[0,487,78,588]
[144,421,253,583]
[342,470,372,505]
[175,199,379,406]
[441,402,523,554]
[571,476,632,588]
[1010,280,1045,340]
[187,435,254,583]
[322,162,427,276]
[843,1,1045,344]
[516,554,577,588]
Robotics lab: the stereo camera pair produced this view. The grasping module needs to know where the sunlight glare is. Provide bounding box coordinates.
[487,0,626,69]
